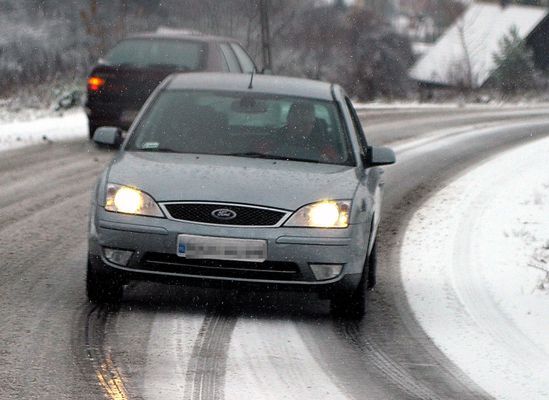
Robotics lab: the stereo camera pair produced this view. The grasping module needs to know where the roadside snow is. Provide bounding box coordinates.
[0,109,87,152]
[401,136,549,400]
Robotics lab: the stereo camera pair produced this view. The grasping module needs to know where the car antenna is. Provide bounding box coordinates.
[248,70,255,89]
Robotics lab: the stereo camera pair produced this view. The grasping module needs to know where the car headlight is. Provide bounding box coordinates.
[284,200,351,228]
[105,184,164,217]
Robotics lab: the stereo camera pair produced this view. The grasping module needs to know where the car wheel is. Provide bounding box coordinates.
[86,256,124,304]
[330,270,367,319]
[330,241,378,318]
[367,241,377,290]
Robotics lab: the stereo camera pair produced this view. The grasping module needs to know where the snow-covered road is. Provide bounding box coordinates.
[2,106,549,400]
[401,136,549,400]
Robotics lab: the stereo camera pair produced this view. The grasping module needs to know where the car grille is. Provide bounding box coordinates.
[138,253,301,281]
[163,203,288,226]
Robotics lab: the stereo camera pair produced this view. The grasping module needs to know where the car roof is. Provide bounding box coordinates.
[126,31,240,43]
[166,73,336,101]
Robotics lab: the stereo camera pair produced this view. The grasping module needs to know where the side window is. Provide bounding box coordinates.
[230,43,256,73]
[345,97,368,156]
[219,43,241,72]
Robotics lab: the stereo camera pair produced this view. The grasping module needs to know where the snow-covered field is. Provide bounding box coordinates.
[0,109,87,152]
[401,136,549,400]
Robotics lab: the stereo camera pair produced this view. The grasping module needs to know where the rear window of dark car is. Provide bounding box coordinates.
[104,39,207,70]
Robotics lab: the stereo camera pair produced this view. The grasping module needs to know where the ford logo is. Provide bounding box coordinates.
[211,208,237,220]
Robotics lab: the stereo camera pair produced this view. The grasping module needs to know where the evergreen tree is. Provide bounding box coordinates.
[492,26,539,95]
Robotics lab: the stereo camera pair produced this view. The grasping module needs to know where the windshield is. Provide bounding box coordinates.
[103,39,206,70]
[126,90,355,166]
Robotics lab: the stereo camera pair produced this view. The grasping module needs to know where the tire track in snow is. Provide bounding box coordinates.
[338,321,441,400]
[141,305,205,400]
[224,315,350,400]
[77,304,131,400]
[183,306,237,400]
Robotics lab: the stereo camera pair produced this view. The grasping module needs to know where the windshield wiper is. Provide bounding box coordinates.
[225,152,320,163]
[135,147,181,153]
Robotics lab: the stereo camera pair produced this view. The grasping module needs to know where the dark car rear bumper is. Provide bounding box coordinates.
[85,100,139,131]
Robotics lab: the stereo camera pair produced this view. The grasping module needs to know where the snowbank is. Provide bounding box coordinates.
[0,109,87,152]
[353,101,549,111]
[401,136,549,399]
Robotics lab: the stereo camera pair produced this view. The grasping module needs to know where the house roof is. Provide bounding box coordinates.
[409,2,549,88]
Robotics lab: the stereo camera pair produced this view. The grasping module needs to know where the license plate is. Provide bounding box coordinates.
[177,234,267,262]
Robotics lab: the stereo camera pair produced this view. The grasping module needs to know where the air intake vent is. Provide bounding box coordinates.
[140,253,301,281]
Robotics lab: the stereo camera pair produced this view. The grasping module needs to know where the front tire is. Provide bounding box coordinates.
[330,242,377,319]
[330,271,367,319]
[367,241,377,290]
[86,256,124,304]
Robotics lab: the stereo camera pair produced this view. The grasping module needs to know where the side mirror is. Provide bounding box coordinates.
[93,126,123,147]
[366,146,396,167]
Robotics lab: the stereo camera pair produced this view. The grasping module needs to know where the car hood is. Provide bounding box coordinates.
[107,152,359,210]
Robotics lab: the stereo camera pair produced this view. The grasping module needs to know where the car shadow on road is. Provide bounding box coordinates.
[113,280,337,322]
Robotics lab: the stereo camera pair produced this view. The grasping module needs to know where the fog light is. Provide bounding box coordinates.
[310,264,343,281]
[104,248,133,266]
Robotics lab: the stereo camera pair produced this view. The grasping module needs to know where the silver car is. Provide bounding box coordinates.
[88,73,395,317]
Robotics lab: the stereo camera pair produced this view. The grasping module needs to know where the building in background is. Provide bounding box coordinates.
[409,1,549,89]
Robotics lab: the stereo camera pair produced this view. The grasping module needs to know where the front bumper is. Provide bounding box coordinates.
[89,207,371,292]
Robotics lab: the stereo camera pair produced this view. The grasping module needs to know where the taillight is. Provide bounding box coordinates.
[87,76,106,91]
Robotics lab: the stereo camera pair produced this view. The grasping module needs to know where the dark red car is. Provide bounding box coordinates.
[85,30,257,138]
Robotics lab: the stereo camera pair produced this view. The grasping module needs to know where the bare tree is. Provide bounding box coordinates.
[454,17,474,89]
